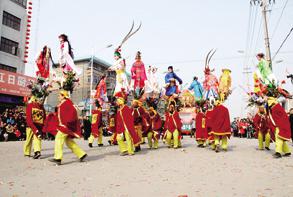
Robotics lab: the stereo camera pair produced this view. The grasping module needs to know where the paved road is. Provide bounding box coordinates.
[0,137,292,197]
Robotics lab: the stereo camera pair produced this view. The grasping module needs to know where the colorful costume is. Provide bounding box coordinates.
[208,103,231,152]
[43,112,58,136]
[218,69,232,102]
[256,57,275,85]
[164,102,182,149]
[188,78,204,101]
[35,46,52,79]
[145,66,160,96]
[94,77,108,107]
[23,97,45,159]
[51,92,87,164]
[195,111,208,147]
[110,56,129,94]
[147,108,162,149]
[131,51,147,94]
[165,67,182,97]
[253,109,271,150]
[88,107,103,147]
[268,101,291,158]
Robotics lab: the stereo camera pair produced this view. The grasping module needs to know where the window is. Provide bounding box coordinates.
[0,37,19,56]
[10,0,27,8]
[2,11,21,31]
[0,64,17,73]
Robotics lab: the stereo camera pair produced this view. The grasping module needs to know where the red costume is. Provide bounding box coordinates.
[131,60,147,90]
[195,112,208,141]
[269,103,291,141]
[36,51,50,78]
[205,109,215,141]
[57,98,82,138]
[208,104,231,137]
[91,109,102,138]
[164,111,182,133]
[253,113,270,136]
[26,102,46,135]
[116,105,141,146]
[149,112,162,139]
[43,112,58,136]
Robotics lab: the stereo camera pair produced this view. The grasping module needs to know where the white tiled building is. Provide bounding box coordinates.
[0,0,27,74]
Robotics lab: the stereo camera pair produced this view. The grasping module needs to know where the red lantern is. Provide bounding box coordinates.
[25,46,29,49]
[28,11,32,14]
[24,55,28,58]
[26,32,30,36]
[28,15,32,18]
[26,41,29,44]
[26,37,30,40]
[28,6,32,9]
[24,60,28,63]
[27,19,31,23]
[24,51,29,54]
[27,24,31,27]
[27,29,30,32]
[29,2,32,5]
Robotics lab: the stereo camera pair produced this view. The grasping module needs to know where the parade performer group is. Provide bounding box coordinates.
[22,25,292,165]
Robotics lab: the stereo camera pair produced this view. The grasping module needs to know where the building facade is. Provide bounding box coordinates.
[46,56,116,111]
[0,0,27,74]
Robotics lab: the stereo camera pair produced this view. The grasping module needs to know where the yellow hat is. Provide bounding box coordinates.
[59,90,69,98]
[267,97,277,107]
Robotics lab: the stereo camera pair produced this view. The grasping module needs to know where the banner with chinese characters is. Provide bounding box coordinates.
[0,69,35,97]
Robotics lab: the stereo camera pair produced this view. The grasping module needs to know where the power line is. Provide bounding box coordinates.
[272,27,293,61]
[271,0,289,41]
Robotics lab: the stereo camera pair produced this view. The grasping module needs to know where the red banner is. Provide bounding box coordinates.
[0,69,35,97]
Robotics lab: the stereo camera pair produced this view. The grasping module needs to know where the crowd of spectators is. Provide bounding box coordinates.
[0,107,26,141]
[231,117,255,139]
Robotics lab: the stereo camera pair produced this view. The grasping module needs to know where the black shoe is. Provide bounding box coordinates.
[88,143,93,148]
[273,152,282,159]
[215,145,220,153]
[284,153,291,157]
[80,154,87,162]
[134,146,141,152]
[265,147,270,151]
[49,158,61,165]
[98,144,104,147]
[33,151,41,159]
[197,144,202,147]
[108,140,112,146]
[24,155,30,158]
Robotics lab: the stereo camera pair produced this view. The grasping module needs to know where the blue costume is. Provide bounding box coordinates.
[165,72,182,96]
[188,80,204,100]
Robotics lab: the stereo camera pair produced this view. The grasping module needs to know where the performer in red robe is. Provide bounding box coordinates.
[49,90,87,165]
[131,51,147,94]
[88,101,103,147]
[132,99,149,152]
[115,92,142,156]
[147,107,162,149]
[205,106,215,148]
[94,75,107,107]
[267,97,291,158]
[43,111,58,136]
[164,100,182,149]
[209,101,231,152]
[195,107,208,148]
[253,106,271,150]
[24,96,46,159]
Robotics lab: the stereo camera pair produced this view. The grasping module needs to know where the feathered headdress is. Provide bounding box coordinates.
[27,77,51,102]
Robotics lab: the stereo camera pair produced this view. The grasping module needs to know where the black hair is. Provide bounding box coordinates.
[59,34,74,59]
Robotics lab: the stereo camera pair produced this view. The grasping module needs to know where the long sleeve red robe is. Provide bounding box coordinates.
[57,98,82,138]
[269,103,291,141]
[195,112,208,140]
[116,105,141,146]
[131,60,147,90]
[209,104,231,137]
[26,102,46,135]
[164,111,182,133]
[91,109,102,137]
[43,112,58,136]
[253,113,270,136]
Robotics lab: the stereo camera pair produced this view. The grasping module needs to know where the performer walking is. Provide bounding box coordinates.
[208,100,231,152]
[115,91,142,156]
[253,105,271,150]
[88,101,103,147]
[147,107,162,149]
[49,90,87,165]
[195,103,208,148]
[267,97,291,158]
[164,100,182,149]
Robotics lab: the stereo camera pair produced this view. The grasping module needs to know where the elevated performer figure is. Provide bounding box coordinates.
[131,51,147,96]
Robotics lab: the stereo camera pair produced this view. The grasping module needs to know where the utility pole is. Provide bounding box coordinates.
[251,0,275,70]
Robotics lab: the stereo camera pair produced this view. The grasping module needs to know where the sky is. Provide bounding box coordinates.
[25,0,293,118]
